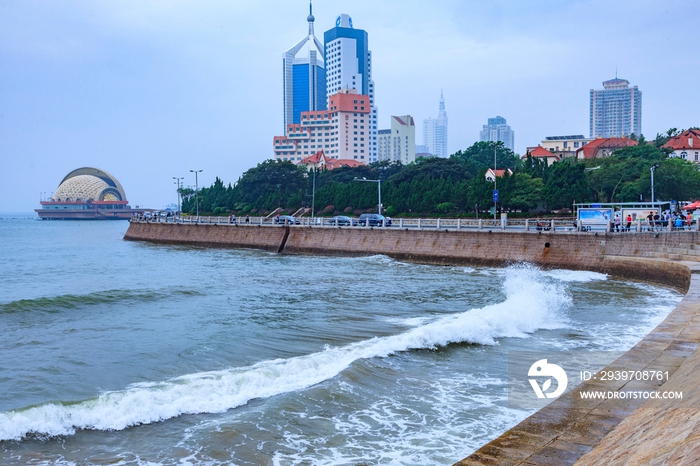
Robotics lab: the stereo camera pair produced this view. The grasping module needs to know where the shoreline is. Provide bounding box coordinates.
[124,220,700,464]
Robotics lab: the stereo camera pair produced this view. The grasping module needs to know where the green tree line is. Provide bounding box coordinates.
[180,136,700,217]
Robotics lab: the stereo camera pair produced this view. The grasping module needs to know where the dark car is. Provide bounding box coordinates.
[358,213,391,227]
[274,215,300,225]
[329,215,356,226]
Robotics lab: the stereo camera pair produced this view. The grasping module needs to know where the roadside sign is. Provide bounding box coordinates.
[493,189,499,202]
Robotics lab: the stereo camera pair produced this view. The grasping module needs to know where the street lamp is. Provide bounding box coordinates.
[492,142,498,222]
[190,169,203,219]
[353,177,382,215]
[173,177,184,214]
[311,167,316,220]
[651,164,659,204]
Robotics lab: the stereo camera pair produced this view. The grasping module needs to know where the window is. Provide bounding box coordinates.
[574,142,580,148]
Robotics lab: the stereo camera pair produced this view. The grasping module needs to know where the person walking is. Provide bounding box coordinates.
[625,214,632,232]
[614,213,621,232]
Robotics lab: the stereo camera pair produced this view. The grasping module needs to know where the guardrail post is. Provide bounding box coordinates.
[437,218,441,229]
[525,219,529,231]
[550,220,555,232]
[578,219,583,232]
[606,221,611,233]
[399,218,403,228]
[696,219,699,232]
[501,217,506,231]
[478,219,483,230]
[457,219,461,229]
[668,221,672,232]
[636,219,641,232]
[418,218,422,229]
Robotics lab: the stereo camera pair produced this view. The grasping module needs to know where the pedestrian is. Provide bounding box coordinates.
[653,212,661,231]
[625,214,632,232]
[614,213,621,232]
[245,215,250,224]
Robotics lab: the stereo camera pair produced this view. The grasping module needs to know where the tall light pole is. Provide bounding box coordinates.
[173,177,184,214]
[493,142,498,222]
[353,177,382,215]
[651,164,659,204]
[311,167,316,220]
[190,169,202,219]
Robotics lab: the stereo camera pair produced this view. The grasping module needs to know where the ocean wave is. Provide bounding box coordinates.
[0,288,202,314]
[0,264,569,441]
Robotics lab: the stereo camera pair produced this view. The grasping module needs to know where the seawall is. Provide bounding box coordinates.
[124,221,700,464]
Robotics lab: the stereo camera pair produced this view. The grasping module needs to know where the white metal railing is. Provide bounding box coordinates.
[129,214,700,234]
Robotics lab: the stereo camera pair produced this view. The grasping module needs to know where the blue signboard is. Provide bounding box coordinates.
[493,189,499,202]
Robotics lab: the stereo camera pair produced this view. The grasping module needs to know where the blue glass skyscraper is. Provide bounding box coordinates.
[283,2,327,128]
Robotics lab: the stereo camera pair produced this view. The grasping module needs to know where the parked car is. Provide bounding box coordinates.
[329,215,356,226]
[358,213,391,227]
[274,215,300,225]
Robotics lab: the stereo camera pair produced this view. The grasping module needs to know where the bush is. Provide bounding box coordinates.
[385,205,397,216]
[436,202,455,213]
[344,206,354,214]
[322,205,335,214]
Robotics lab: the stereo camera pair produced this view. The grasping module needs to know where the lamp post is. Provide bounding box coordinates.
[311,167,316,220]
[190,169,202,219]
[353,177,382,215]
[651,164,659,204]
[173,177,184,214]
[493,142,498,222]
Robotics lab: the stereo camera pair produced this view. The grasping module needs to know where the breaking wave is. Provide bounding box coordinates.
[0,264,570,441]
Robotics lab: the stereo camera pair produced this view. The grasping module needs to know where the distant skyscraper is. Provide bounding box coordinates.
[423,91,448,157]
[479,116,514,151]
[590,78,642,138]
[283,2,326,128]
[378,116,415,164]
[324,14,378,162]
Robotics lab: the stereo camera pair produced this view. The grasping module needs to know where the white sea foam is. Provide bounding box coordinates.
[543,269,608,283]
[0,264,569,441]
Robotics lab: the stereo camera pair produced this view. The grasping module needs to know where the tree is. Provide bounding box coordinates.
[451,141,521,172]
[543,160,590,209]
[232,160,307,211]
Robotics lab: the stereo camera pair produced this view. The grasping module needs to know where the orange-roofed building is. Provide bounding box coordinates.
[522,145,561,166]
[298,150,366,171]
[664,129,700,163]
[485,168,513,182]
[273,89,371,164]
[575,137,637,160]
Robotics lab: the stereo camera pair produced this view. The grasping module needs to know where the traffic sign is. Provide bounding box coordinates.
[493,189,499,202]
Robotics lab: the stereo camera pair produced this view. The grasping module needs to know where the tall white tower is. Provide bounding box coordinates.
[324,14,378,162]
[423,91,448,157]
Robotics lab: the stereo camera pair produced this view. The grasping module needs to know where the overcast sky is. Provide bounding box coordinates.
[1,0,697,212]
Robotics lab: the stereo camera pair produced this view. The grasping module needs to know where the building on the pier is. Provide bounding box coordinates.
[36,167,142,219]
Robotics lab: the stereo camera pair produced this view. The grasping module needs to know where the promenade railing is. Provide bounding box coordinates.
[130,215,700,234]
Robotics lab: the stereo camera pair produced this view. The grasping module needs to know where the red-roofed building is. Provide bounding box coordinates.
[664,129,700,163]
[485,168,513,182]
[273,89,371,163]
[297,150,366,171]
[522,145,561,166]
[575,137,637,159]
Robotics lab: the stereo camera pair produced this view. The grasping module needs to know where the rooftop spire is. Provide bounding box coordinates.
[307,0,315,36]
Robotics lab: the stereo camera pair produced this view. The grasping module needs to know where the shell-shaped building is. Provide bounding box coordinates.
[37,167,138,219]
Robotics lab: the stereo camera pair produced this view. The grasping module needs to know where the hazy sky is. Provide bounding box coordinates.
[1,0,697,212]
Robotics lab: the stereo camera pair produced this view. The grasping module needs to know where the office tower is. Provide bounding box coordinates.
[423,91,448,157]
[378,116,416,164]
[273,89,371,162]
[590,78,642,138]
[324,14,378,162]
[479,116,515,151]
[283,2,327,128]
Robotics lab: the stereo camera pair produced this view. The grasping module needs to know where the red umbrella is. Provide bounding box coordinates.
[682,201,700,210]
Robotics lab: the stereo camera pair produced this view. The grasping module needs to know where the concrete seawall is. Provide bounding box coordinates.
[124,221,700,464]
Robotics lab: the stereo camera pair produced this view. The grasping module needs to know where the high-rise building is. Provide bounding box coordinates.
[324,14,378,162]
[589,78,642,138]
[273,89,370,163]
[282,3,327,128]
[378,116,415,164]
[423,91,448,157]
[479,116,515,151]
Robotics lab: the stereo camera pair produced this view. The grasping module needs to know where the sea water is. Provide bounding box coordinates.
[0,215,681,465]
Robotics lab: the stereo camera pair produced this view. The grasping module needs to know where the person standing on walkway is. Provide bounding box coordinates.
[625,214,632,232]
[614,213,621,232]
